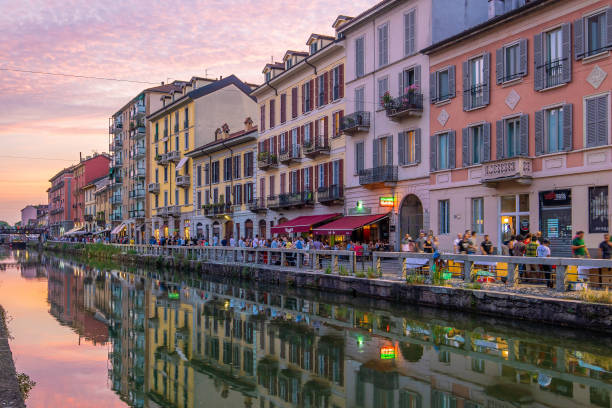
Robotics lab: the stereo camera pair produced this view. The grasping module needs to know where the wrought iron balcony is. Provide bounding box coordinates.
[176,175,191,188]
[543,58,565,89]
[84,214,94,222]
[167,205,182,217]
[340,111,370,134]
[270,191,314,208]
[110,195,123,205]
[257,152,278,170]
[111,212,123,221]
[129,189,145,199]
[129,209,145,219]
[384,92,423,120]
[358,165,398,185]
[156,207,168,217]
[248,198,267,213]
[165,150,180,163]
[278,146,301,164]
[302,136,329,157]
[203,204,233,217]
[317,184,344,204]
[147,183,160,194]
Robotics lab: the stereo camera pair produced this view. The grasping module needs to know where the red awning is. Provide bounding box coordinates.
[312,213,390,236]
[271,213,341,234]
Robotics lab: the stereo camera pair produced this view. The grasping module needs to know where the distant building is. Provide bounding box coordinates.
[94,178,111,233]
[21,204,47,227]
[71,153,111,231]
[48,166,74,237]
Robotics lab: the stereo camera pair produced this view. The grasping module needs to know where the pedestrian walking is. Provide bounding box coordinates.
[571,231,589,258]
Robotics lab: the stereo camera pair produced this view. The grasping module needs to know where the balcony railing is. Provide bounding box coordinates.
[203,204,233,217]
[133,146,146,159]
[176,175,191,188]
[269,191,314,208]
[302,136,329,157]
[112,158,123,168]
[278,146,301,164]
[167,205,182,217]
[537,58,565,89]
[110,212,123,221]
[248,198,268,213]
[463,84,487,111]
[340,111,370,134]
[384,92,423,120]
[317,185,344,204]
[84,214,94,222]
[135,167,146,178]
[359,165,398,185]
[481,157,532,186]
[129,189,145,199]
[110,195,122,205]
[50,207,63,215]
[133,105,146,118]
[257,152,278,169]
[112,123,123,134]
[155,154,167,166]
[129,209,145,219]
[147,183,160,194]
[165,150,180,163]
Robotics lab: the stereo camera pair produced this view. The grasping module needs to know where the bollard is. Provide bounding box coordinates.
[332,254,338,274]
[507,263,516,285]
[375,256,381,277]
[555,265,567,292]
[463,259,473,283]
[402,257,407,280]
[428,258,435,281]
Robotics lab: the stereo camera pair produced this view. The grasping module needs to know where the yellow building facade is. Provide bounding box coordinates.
[250,18,350,238]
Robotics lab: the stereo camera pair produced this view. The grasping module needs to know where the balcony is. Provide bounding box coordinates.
[384,92,423,120]
[135,167,146,179]
[111,158,123,168]
[84,214,94,222]
[131,126,145,139]
[155,154,167,166]
[278,146,301,164]
[133,146,146,159]
[156,207,168,218]
[359,165,398,186]
[248,198,267,213]
[481,157,532,187]
[133,105,146,118]
[110,195,122,205]
[176,175,190,188]
[148,183,160,194]
[129,189,145,199]
[257,152,278,170]
[269,191,314,209]
[340,111,370,134]
[165,150,180,163]
[543,58,565,89]
[317,185,344,204]
[302,136,329,157]
[111,212,123,221]
[129,209,145,219]
[111,123,123,134]
[167,205,182,217]
[50,207,63,215]
[203,203,233,218]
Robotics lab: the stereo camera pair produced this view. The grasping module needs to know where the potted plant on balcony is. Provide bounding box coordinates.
[258,151,269,162]
[381,91,394,112]
[155,154,162,162]
[400,84,419,109]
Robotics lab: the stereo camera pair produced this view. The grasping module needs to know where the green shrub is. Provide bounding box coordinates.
[324,266,332,274]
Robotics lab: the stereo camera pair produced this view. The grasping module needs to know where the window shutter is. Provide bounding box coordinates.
[482,52,490,106]
[324,72,329,104]
[327,162,333,187]
[429,72,437,104]
[292,87,298,118]
[280,93,286,124]
[519,114,529,156]
[339,64,345,98]
[414,65,421,90]
[378,27,383,66]
[270,99,275,128]
[607,8,612,50]
[519,39,528,76]
[562,104,573,151]
[373,139,379,168]
[495,47,504,84]
[301,84,305,114]
[398,131,405,165]
[260,105,265,131]
[323,116,329,146]
[597,96,609,147]
[314,120,319,140]
[408,9,416,55]
[483,122,491,162]
[260,178,265,199]
[315,76,320,108]
[387,135,393,166]
[299,169,304,193]
[332,113,336,138]
[315,164,319,189]
[534,110,544,156]
[574,17,584,60]
[398,72,404,97]
[430,135,437,172]
[462,127,470,167]
[462,61,470,111]
[339,159,344,194]
[324,163,329,187]
[448,65,456,98]
[533,33,544,91]
[496,120,504,159]
[561,23,572,84]
[415,128,421,164]
[309,79,314,109]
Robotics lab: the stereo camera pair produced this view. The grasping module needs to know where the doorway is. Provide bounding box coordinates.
[399,194,423,240]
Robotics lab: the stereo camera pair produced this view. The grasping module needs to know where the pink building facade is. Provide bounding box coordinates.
[72,153,110,230]
[424,0,612,254]
[338,0,432,249]
[48,167,74,237]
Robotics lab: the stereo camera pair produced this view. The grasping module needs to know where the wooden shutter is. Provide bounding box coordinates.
[519,39,528,76]
[324,163,329,187]
[448,65,456,98]
[533,33,544,91]
[260,105,265,131]
[387,135,393,166]
[562,103,573,151]
[299,169,303,193]
[429,72,437,104]
[561,23,572,84]
[301,84,305,114]
[323,72,329,104]
[414,65,421,90]
[339,64,344,98]
[519,114,529,156]
[292,87,298,118]
[496,120,504,159]
[415,128,421,164]
[260,178,264,200]
[495,47,504,84]
[270,99,275,128]
[407,9,415,55]
[398,71,404,97]
[398,131,405,165]
[281,173,286,194]
[314,120,319,144]
[462,61,470,111]
[448,130,456,169]
[482,52,490,106]
[373,139,379,168]
[327,162,332,187]
[338,159,344,194]
[280,93,286,124]
[332,113,337,138]
[310,79,315,109]
[315,76,320,108]
[534,110,544,156]
[462,127,470,167]
[315,164,319,189]
[483,123,491,162]
[323,116,328,146]
[270,175,275,196]
[430,135,437,172]
[574,17,584,60]
[607,8,612,50]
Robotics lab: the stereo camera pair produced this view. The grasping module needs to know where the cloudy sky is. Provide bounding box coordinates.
[0,0,376,224]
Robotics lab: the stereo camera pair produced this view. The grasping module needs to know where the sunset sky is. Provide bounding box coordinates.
[0,0,377,224]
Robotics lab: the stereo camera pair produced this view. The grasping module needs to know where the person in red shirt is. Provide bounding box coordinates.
[354,241,364,261]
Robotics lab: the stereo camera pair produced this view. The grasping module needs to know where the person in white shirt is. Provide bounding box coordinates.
[537,239,552,288]
[229,236,235,247]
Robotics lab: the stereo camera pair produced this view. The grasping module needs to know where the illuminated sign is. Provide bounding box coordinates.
[168,292,180,300]
[379,197,395,207]
[380,346,396,359]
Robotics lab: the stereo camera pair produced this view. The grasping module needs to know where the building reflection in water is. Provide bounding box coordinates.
[37,254,611,408]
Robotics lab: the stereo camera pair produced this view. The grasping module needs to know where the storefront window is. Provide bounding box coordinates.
[501,196,516,213]
[589,186,608,233]
[471,198,484,234]
[539,189,572,255]
[500,194,530,244]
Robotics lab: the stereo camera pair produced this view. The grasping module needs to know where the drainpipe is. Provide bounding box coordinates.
[304,58,317,75]
[266,81,278,96]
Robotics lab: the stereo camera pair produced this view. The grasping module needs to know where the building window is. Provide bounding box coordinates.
[404,9,416,56]
[175,189,179,205]
[286,59,292,70]
[546,106,564,153]
[355,141,365,173]
[506,117,519,157]
[355,36,365,78]
[332,65,342,101]
[586,12,606,57]
[462,123,490,166]
[244,152,253,177]
[265,71,271,82]
[398,129,420,165]
[260,105,265,131]
[439,200,450,235]
[354,87,365,112]
[332,110,343,138]
[498,40,527,83]
[471,197,484,234]
[430,66,455,103]
[269,99,275,128]
[164,191,168,207]
[196,165,201,186]
[184,132,189,149]
[377,77,389,109]
[431,131,455,171]
[318,75,325,107]
[164,167,168,182]
[377,23,389,67]
[463,54,489,110]
[310,41,318,54]
[545,28,563,88]
[585,94,609,148]
[197,191,201,208]
[589,186,608,233]
[204,163,210,185]
[155,168,159,183]
[184,189,188,205]
[211,161,219,184]
[304,81,312,112]
[233,156,241,179]
[496,115,528,159]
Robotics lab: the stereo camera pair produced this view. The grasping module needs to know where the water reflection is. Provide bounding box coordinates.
[7,250,612,408]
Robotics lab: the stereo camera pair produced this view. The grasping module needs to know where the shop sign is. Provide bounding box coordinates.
[380,346,395,360]
[540,189,571,206]
[349,201,371,215]
[379,197,395,207]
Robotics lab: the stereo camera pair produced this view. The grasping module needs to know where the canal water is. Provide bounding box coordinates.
[0,250,610,408]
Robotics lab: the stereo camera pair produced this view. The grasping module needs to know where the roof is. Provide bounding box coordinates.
[49,166,74,182]
[421,0,557,55]
[271,214,341,234]
[185,127,258,157]
[332,15,354,28]
[336,0,396,33]
[313,213,390,236]
[307,33,335,44]
[113,81,184,118]
[148,75,257,120]
[264,62,285,72]
[283,50,309,61]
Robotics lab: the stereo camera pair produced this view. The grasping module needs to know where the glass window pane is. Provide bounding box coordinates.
[438,70,449,99]
[439,134,448,169]
[501,195,516,213]
[519,194,529,212]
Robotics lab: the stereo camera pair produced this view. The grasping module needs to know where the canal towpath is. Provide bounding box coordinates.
[0,305,25,408]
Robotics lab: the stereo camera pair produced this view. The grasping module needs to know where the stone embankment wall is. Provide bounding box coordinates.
[0,306,26,408]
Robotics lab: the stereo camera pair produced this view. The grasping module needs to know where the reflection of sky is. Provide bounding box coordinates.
[1,263,125,408]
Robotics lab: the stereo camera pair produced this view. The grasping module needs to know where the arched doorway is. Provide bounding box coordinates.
[245,220,254,239]
[212,222,220,239]
[258,220,267,239]
[400,194,423,239]
[224,220,234,241]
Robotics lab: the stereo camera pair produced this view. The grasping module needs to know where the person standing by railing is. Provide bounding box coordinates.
[525,233,539,281]
[537,238,552,288]
[599,234,611,259]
